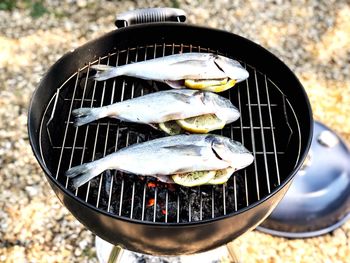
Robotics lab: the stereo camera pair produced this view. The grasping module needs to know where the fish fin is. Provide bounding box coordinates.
[164,80,185,89]
[90,64,119,81]
[72,107,107,126]
[170,59,210,68]
[162,145,204,156]
[165,89,204,105]
[66,162,105,189]
[166,91,194,104]
[65,163,91,178]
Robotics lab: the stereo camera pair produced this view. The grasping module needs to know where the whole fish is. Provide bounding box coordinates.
[66,134,254,188]
[72,89,239,127]
[91,53,249,91]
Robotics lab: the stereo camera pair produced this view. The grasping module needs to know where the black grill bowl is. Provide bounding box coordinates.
[28,23,313,255]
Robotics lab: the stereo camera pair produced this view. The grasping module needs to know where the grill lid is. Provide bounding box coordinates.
[257,121,350,238]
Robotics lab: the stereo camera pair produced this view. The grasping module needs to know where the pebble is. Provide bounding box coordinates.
[0,0,349,262]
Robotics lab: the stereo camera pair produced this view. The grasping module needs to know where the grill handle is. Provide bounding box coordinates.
[115,8,186,28]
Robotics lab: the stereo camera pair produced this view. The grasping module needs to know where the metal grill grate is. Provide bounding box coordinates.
[39,43,301,223]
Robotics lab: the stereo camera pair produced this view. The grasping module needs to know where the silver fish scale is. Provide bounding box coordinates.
[40,43,301,223]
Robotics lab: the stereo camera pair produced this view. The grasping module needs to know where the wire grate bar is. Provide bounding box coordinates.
[119,131,130,216]
[118,48,131,216]
[176,194,180,223]
[106,51,120,213]
[52,146,282,155]
[254,69,271,193]
[153,187,158,222]
[199,186,203,220]
[160,43,170,223]
[188,44,193,223]
[141,184,147,220]
[64,121,278,131]
[245,65,260,201]
[96,55,113,208]
[65,65,91,188]
[140,47,148,221]
[118,179,124,216]
[55,69,80,180]
[53,146,87,150]
[85,56,110,203]
[64,98,96,102]
[246,103,278,106]
[74,59,101,197]
[218,105,227,216]
[153,43,159,223]
[129,47,140,219]
[265,76,281,185]
[211,187,215,219]
[235,83,249,207]
[108,119,121,212]
[223,184,226,215]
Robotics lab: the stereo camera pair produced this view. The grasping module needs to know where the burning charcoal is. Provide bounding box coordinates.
[166,201,178,222]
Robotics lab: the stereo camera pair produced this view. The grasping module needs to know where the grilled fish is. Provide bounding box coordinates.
[91,53,249,92]
[66,134,254,188]
[72,89,239,127]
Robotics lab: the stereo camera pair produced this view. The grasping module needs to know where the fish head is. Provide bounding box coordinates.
[203,92,240,123]
[214,55,249,83]
[210,135,254,170]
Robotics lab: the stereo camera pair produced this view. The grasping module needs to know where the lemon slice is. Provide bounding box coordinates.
[207,167,235,185]
[176,114,226,133]
[158,121,184,135]
[185,78,228,89]
[184,78,236,92]
[202,79,236,93]
[172,170,216,187]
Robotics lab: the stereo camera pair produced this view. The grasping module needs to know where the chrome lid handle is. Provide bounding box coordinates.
[115,8,186,28]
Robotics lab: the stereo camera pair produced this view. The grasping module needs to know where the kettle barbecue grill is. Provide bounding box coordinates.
[28,8,313,256]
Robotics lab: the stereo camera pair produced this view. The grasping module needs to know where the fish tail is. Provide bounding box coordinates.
[72,107,108,126]
[66,161,106,189]
[90,65,120,81]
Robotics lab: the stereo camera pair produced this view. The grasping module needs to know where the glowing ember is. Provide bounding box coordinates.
[147,182,156,188]
[147,198,155,207]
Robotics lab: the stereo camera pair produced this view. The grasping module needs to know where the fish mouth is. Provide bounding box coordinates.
[235,69,249,83]
[232,152,254,170]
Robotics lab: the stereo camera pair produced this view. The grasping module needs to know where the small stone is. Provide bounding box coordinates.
[79,240,88,250]
[77,0,87,8]
[25,185,39,197]
[74,248,82,257]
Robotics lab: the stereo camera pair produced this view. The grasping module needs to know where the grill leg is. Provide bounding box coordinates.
[95,236,124,263]
[108,246,124,263]
[226,241,240,263]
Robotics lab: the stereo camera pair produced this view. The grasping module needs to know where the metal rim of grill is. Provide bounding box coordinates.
[38,42,301,225]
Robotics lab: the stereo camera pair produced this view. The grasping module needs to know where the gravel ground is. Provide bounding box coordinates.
[1,0,349,262]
